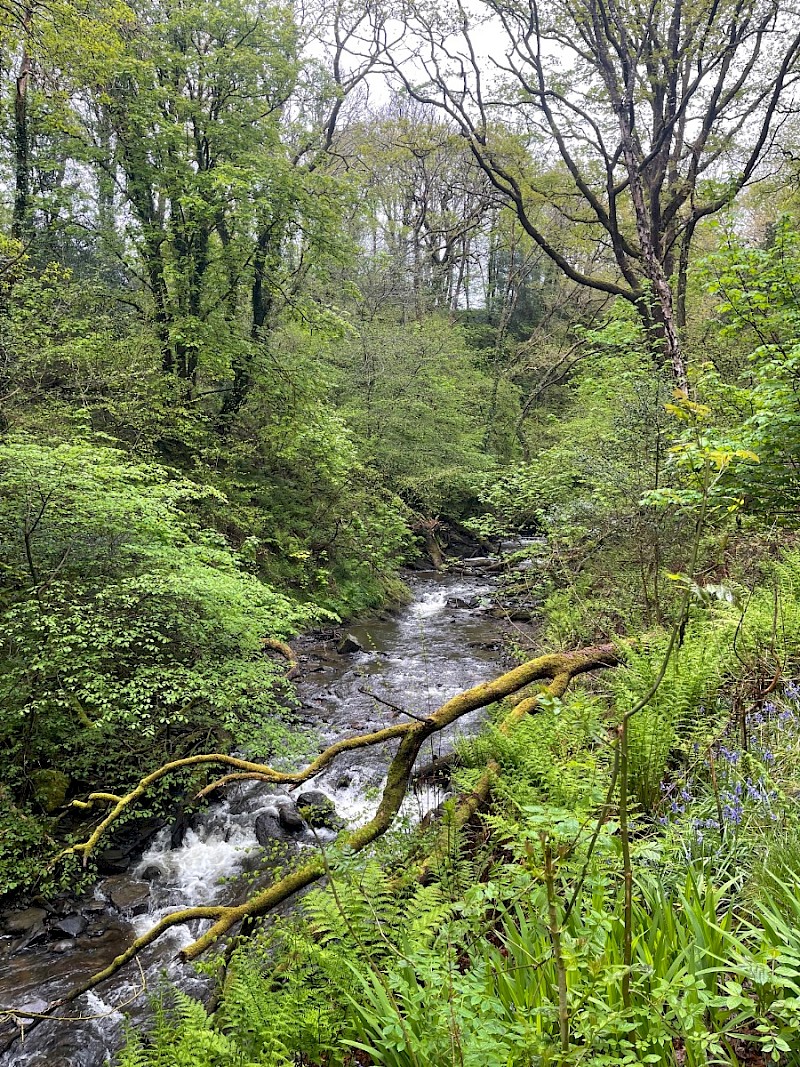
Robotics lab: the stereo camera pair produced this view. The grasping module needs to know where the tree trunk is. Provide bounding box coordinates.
[12,10,33,242]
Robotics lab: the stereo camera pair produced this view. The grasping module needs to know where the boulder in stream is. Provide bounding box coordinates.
[254,811,284,845]
[97,848,130,874]
[336,634,364,655]
[16,996,49,1024]
[99,877,150,915]
[2,907,47,935]
[255,813,296,867]
[53,914,88,938]
[277,805,305,833]
[295,791,343,831]
[447,596,479,610]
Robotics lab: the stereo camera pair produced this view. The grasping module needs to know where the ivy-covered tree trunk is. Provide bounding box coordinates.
[12,7,33,242]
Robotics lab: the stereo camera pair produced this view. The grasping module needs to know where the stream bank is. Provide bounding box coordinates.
[0,552,539,1066]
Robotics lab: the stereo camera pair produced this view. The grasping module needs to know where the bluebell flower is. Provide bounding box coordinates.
[680,787,693,802]
[695,817,720,831]
[719,745,740,765]
[722,803,743,825]
[763,749,775,763]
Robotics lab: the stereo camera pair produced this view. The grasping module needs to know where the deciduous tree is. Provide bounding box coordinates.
[393,0,800,388]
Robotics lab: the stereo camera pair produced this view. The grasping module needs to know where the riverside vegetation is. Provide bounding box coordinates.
[2,0,800,1062]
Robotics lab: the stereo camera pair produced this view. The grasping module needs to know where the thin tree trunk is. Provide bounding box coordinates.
[12,7,33,242]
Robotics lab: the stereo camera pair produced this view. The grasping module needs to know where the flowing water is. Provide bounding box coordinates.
[0,568,517,1066]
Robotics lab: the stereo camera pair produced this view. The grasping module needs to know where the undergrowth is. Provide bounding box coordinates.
[118,549,800,1066]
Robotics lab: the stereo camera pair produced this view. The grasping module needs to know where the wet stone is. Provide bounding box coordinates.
[336,634,363,655]
[99,877,150,915]
[53,914,88,938]
[254,812,284,845]
[3,907,47,934]
[141,865,162,882]
[97,848,130,874]
[51,939,75,954]
[295,791,343,831]
[83,898,107,913]
[15,996,49,1024]
[277,806,305,833]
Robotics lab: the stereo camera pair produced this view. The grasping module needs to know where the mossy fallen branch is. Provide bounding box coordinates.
[262,637,300,680]
[46,643,619,1015]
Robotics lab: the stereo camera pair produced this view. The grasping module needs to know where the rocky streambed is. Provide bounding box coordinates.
[0,550,540,1066]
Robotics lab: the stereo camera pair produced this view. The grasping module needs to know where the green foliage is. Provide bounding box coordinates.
[654,219,800,517]
[331,315,497,514]
[0,435,318,739]
[118,987,261,1067]
[614,626,728,810]
[459,690,609,812]
[0,435,325,894]
[114,547,800,1066]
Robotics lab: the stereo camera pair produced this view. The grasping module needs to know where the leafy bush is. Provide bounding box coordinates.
[0,436,325,894]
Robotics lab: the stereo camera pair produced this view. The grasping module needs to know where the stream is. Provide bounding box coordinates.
[0,563,530,1066]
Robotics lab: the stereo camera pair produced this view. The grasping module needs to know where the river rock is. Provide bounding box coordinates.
[170,806,194,848]
[30,769,70,812]
[255,811,284,845]
[83,897,107,913]
[3,907,47,934]
[54,913,88,938]
[141,865,163,882]
[99,877,150,915]
[97,848,130,874]
[487,603,535,621]
[447,596,479,609]
[15,996,49,1024]
[277,805,305,833]
[51,939,75,954]
[295,791,343,830]
[336,634,363,655]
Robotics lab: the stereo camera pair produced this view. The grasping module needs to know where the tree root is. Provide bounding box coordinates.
[44,642,620,1017]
